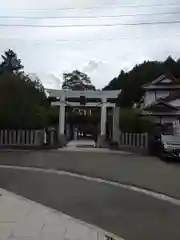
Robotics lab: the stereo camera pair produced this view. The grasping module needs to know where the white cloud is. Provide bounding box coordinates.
[83,60,100,72]
[0,0,180,89]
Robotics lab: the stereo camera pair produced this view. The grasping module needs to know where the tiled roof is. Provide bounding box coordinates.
[142,74,180,88]
[144,101,178,111]
[156,90,180,104]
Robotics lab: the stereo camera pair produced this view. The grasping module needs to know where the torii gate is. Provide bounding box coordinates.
[46,89,121,147]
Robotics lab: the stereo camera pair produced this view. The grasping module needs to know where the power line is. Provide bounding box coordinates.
[1,10,180,19]
[0,20,180,28]
[1,32,180,42]
[8,3,180,11]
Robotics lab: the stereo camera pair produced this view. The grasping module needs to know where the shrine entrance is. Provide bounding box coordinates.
[67,107,98,141]
[47,89,121,148]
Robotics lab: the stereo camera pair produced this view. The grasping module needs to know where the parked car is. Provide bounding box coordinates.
[153,134,180,160]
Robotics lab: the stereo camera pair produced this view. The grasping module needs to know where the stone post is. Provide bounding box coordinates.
[112,107,120,143]
[97,98,107,148]
[58,94,66,147]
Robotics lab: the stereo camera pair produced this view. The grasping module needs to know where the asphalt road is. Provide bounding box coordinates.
[0,150,180,198]
[0,167,180,240]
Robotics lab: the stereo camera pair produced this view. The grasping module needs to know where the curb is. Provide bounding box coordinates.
[1,165,180,207]
[57,147,135,155]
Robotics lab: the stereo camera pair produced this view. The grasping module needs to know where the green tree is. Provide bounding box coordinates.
[0,49,50,129]
[0,49,23,74]
[62,70,96,90]
[0,72,48,129]
[119,108,155,133]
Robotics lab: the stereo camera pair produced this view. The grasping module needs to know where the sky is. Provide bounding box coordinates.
[0,0,180,89]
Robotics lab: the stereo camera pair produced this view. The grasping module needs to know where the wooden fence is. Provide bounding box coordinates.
[0,130,45,146]
[119,132,148,149]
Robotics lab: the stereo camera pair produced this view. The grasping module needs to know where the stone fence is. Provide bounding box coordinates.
[0,129,56,147]
[119,132,148,148]
[118,132,149,154]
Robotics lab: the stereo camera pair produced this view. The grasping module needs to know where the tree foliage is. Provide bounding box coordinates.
[0,72,48,129]
[62,70,96,90]
[0,49,23,74]
[104,56,180,107]
[119,108,155,133]
[0,50,49,129]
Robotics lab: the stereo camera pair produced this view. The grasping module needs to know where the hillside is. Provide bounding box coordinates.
[104,57,180,107]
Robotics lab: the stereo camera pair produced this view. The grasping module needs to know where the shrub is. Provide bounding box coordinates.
[119,108,155,133]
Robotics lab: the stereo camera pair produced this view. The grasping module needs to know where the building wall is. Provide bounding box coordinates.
[152,116,179,134]
[144,91,156,106]
[150,116,178,124]
[161,116,179,124]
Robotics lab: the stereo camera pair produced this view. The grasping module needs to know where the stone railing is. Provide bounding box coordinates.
[0,130,45,146]
[119,132,148,149]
